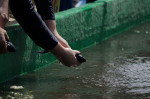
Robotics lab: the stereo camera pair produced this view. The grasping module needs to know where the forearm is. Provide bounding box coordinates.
[45,20,70,48]
[44,20,57,35]
[0,0,9,28]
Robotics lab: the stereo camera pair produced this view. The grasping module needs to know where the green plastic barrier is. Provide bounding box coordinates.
[95,0,150,40]
[56,3,104,49]
[0,0,150,83]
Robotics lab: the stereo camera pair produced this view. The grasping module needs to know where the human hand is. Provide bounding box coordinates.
[51,43,81,67]
[58,48,81,67]
[0,27,9,54]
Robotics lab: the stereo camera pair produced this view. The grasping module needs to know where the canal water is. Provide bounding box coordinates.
[1,21,150,99]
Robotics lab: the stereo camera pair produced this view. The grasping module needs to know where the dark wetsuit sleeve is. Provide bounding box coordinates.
[34,0,55,20]
[9,0,58,50]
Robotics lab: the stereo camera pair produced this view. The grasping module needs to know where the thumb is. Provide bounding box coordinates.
[73,50,80,54]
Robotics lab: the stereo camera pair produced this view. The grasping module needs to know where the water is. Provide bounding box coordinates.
[1,21,150,99]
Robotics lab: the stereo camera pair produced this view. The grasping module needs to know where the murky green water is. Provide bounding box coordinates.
[1,21,150,99]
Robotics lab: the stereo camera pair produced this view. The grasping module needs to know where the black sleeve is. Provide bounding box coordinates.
[34,0,55,20]
[9,0,58,50]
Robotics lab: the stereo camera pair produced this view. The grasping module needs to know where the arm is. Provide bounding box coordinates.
[34,0,81,66]
[9,0,80,67]
[34,0,70,48]
[44,20,70,48]
[45,20,81,66]
[0,0,9,54]
[0,0,9,28]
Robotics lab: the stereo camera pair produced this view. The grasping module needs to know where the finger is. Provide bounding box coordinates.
[73,50,80,54]
[3,38,8,53]
[0,38,7,54]
[4,32,9,41]
[72,59,81,67]
[75,61,81,66]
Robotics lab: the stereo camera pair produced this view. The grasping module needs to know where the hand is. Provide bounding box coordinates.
[51,43,81,67]
[0,27,9,54]
[58,48,81,67]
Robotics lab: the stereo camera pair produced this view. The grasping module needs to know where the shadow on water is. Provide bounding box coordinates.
[1,21,150,98]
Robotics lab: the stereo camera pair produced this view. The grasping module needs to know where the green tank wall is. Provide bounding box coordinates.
[0,0,150,83]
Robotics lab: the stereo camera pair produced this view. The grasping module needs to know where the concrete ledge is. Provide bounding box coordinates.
[0,0,150,82]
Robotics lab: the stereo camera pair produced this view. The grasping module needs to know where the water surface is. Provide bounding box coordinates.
[1,21,150,99]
